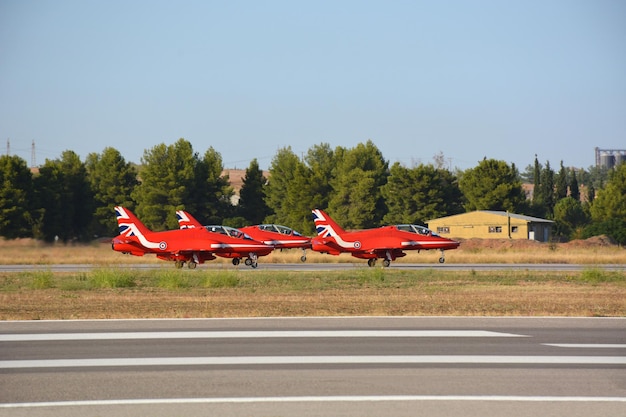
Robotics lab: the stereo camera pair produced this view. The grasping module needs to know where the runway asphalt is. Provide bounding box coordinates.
[1,317,625,416]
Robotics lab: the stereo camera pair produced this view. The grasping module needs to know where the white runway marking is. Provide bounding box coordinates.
[2,395,626,409]
[0,330,527,342]
[2,355,625,369]
[543,344,626,348]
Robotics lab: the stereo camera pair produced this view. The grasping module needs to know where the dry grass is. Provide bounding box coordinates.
[1,280,624,320]
[1,267,624,320]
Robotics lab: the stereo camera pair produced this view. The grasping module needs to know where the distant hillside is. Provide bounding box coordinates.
[221,169,270,195]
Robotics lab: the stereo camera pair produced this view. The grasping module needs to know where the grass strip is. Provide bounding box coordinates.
[0,268,624,320]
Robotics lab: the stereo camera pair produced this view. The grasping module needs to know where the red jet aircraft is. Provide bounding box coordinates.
[311,209,460,267]
[111,206,272,268]
[239,224,312,262]
[174,210,274,267]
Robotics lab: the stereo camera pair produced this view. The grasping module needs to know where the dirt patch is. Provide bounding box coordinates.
[562,235,618,248]
[457,235,619,252]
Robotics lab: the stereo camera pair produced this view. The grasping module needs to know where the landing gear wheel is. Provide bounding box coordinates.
[244,258,252,266]
[439,257,445,264]
[382,259,391,267]
[188,261,197,269]
[251,261,258,269]
[367,259,376,267]
[175,261,184,269]
[232,258,241,266]
[300,255,307,262]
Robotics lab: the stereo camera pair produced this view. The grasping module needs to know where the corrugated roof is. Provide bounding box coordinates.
[478,211,554,223]
[428,210,554,224]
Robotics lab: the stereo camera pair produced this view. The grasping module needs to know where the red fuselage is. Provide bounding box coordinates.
[239,224,312,249]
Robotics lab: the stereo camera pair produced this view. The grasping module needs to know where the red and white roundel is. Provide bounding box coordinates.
[353,241,361,249]
[158,241,167,250]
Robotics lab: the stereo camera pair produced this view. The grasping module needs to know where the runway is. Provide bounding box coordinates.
[1,317,625,416]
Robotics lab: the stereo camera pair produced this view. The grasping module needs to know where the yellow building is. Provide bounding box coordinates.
[427,211,554,242]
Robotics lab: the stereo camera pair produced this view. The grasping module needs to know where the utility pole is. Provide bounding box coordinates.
[31,140,36,168]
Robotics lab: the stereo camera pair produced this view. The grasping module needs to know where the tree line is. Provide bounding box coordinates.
[1,138,625,245]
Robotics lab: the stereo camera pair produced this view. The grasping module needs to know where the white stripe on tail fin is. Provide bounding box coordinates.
[114,206,162,249]
[312,209,346,237]
[176,210,204,229]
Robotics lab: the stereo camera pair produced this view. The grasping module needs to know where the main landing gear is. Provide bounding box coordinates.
[174,260,197,269]
[439,249,446,264]
[367,258,392,268]
[232,253,259,268]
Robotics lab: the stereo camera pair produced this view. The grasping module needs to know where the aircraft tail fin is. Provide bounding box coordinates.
[312,209,346,237]
[114,206,152,237]
[176,210,204,229]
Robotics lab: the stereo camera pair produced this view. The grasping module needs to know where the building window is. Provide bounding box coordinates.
[437,226,450,234]
[488,226,502,233]
[511,226,518,233]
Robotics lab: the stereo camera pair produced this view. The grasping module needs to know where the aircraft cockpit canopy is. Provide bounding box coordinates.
[396,224,437,236]
[258,224,302,236]
[205,225,253,240]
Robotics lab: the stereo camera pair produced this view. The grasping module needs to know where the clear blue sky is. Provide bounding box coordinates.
[1,0,624,171]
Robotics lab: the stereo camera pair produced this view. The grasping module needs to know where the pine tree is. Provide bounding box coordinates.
[458,158,526,212]
[569,169,580,202]
[238,159,270,225]
[0,155,34,238]
[132,139,200,230]
[328,140,388,229]
[34,151,93,242]
[85,147,138,237]
[382,162,463,224]
[265,146,307,227]
[194,147,233,224]
[540,161,555,218]
[555,161,568,201]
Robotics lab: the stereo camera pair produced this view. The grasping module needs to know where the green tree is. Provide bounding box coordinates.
[570,168,580,202]
[0,155,34,238]
[584,164,626,245]
[590,163,626,223]
[382,162,463,225]
[580,165,611,192]
[532,156,541,203]
[540,161,555,217]
[458,158,526,213]
[237,158,270,225]
[265,146,308,227]
[587,183,596,203]
[194,147,233,224]
[553,196,588,240]
[583,218,626,246]
[330,167,379,229]
[328,140,389,228]
[304,143,335,213]
[520,163,535,183]
[284,160,320,234]
[85,147,139,237]
[132,139,200,230]
[34,151,93,242]
[555,161,568,201]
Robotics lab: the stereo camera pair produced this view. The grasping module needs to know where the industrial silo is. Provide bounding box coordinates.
[600,152,615,169]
